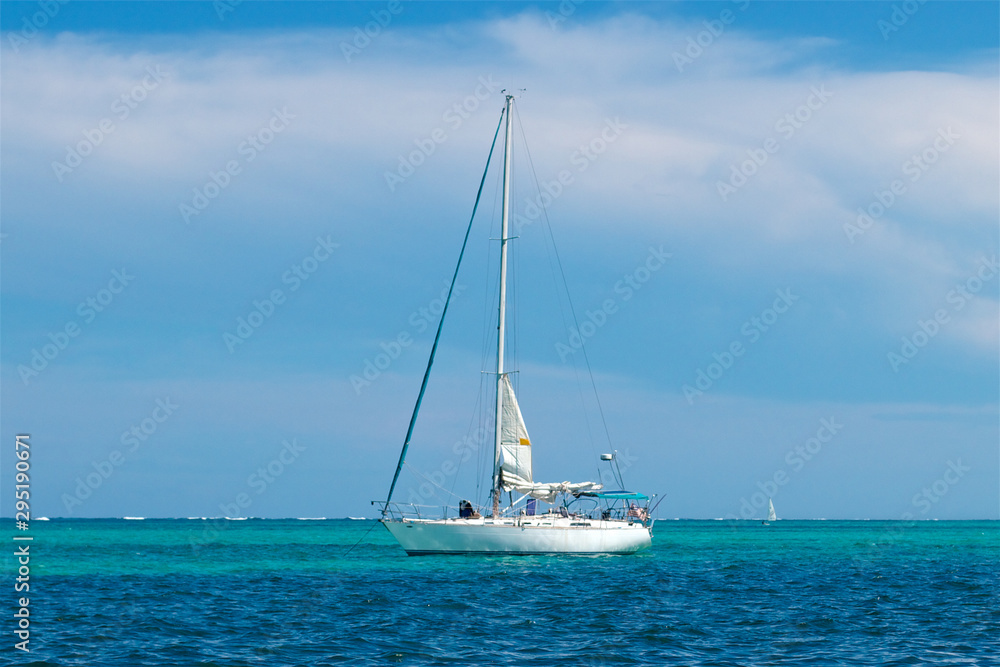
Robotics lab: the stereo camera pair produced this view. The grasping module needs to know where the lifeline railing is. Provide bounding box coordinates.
[371,501,467,521]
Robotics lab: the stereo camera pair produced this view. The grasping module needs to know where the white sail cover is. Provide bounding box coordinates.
[498,375,602,502]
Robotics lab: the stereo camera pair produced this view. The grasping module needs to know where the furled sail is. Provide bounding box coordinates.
[498,375,602,502]
[498,374,532,485]
[506,480,603,503]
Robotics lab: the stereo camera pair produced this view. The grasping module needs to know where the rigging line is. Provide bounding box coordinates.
[476,375,487,505]
[509,176,518,392]
[449,377,486,500]
[341,521,379,558]
[511,159,602,488]
[512,107,604,485]
[382,108,506,516]
[515,114,616,453]
[570,341,603,483]
[405,462,467,503]
[514,119,601,484]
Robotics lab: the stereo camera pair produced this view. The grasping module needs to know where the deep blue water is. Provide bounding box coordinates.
[3,519,998,666]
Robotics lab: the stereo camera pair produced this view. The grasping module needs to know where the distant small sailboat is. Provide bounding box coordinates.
[762,498,776,525]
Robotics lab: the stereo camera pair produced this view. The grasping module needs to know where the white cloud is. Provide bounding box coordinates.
[2,13,996,359]
[947,297,1000,352]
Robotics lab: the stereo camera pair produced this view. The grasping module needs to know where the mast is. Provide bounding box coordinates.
[492,93,515,518]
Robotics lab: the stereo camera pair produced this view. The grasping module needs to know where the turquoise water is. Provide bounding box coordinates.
[4,519,998,665]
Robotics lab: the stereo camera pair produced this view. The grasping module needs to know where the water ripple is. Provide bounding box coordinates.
[16,519,999,666]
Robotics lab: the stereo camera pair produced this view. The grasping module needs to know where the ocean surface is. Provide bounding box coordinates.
[3,519,997,666]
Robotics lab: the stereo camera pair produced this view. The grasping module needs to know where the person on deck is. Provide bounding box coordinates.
[459,500,481,519]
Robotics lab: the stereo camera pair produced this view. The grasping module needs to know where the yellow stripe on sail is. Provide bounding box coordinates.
[519,438,531,446]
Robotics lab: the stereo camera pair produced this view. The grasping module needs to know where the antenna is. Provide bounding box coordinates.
[601,451,625,489]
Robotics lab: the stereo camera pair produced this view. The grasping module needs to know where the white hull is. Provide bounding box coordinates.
[382,516,653,555]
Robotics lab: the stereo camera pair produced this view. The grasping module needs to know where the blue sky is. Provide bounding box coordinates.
[2,1,997,520]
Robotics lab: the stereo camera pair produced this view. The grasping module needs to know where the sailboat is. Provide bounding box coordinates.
[763,498,776,525]
[373,93,654,555]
